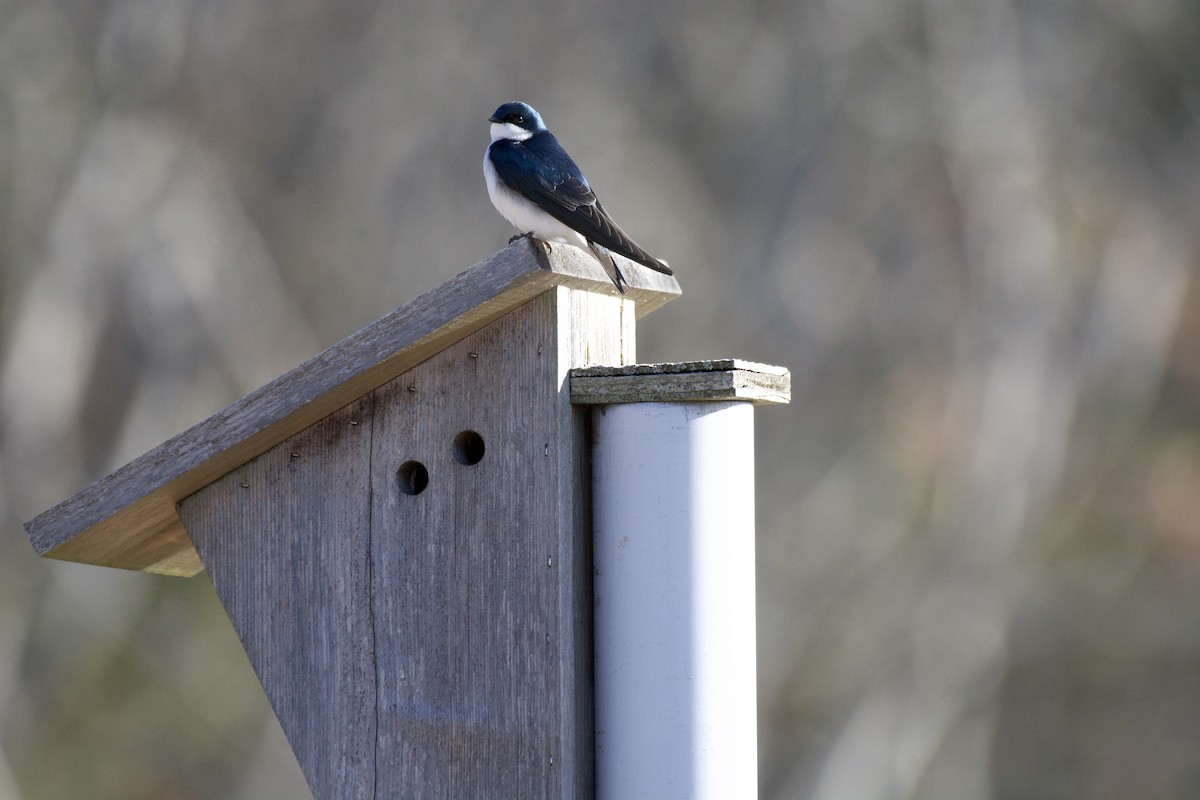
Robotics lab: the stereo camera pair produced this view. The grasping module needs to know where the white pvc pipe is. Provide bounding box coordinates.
[592,400,757,800]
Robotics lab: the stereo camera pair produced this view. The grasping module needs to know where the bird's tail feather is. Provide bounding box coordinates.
[642,257,673,276]
[587,241,675,291]
[612,240,673,275]
[588,242,627,293]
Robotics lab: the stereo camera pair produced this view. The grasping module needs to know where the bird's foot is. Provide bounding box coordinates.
[509,231,552,256]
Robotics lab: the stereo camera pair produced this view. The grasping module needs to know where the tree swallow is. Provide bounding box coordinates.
[484,101,673,293]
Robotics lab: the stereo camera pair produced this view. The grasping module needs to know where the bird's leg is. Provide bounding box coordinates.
[507,231,534,244]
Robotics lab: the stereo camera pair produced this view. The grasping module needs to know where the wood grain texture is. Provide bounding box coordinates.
[25,238,679,575]
[178,398,378,799]
[551,287,633,797]
[177,288,628,798]
[570,359,791,406]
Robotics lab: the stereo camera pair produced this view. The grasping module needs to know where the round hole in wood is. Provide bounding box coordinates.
[452,430,485,465]
[397,460,429,495]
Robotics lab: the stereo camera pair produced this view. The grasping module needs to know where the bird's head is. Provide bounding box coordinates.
[488,101,546,143]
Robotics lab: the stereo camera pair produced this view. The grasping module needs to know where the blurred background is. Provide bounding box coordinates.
[2,0,1199,797]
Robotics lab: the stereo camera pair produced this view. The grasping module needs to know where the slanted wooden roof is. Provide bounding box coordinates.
[25,238,681,576]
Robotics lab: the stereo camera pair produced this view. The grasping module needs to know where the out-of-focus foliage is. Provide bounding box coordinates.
[2,0,1199,797]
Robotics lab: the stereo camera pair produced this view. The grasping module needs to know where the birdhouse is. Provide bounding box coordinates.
[25,238,789,799]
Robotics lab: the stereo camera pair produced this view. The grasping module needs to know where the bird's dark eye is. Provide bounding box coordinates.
[505,113,524,124]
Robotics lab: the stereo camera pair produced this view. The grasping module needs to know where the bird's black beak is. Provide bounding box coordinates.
[488,116,502,123]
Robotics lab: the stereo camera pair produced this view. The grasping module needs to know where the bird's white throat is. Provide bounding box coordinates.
[490,121,534,143]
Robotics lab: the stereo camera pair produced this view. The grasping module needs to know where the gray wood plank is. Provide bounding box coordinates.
[26,239,680,575]
[552,287,632,798]
[369,288,623,798]
[369,300,560,796]
[178,396,377,800]
[569,359,791,405]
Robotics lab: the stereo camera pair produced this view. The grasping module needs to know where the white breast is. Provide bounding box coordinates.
[483,146,588,251]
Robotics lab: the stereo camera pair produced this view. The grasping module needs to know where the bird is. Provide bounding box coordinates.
[483,101,673,293]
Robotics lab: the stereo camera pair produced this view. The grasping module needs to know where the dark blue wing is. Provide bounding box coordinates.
[488,132,672,275]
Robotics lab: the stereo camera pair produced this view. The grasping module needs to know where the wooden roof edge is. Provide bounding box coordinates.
[25,238,682,571]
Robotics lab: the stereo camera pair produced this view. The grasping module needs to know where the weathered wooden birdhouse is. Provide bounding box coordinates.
[25,239,789,799]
